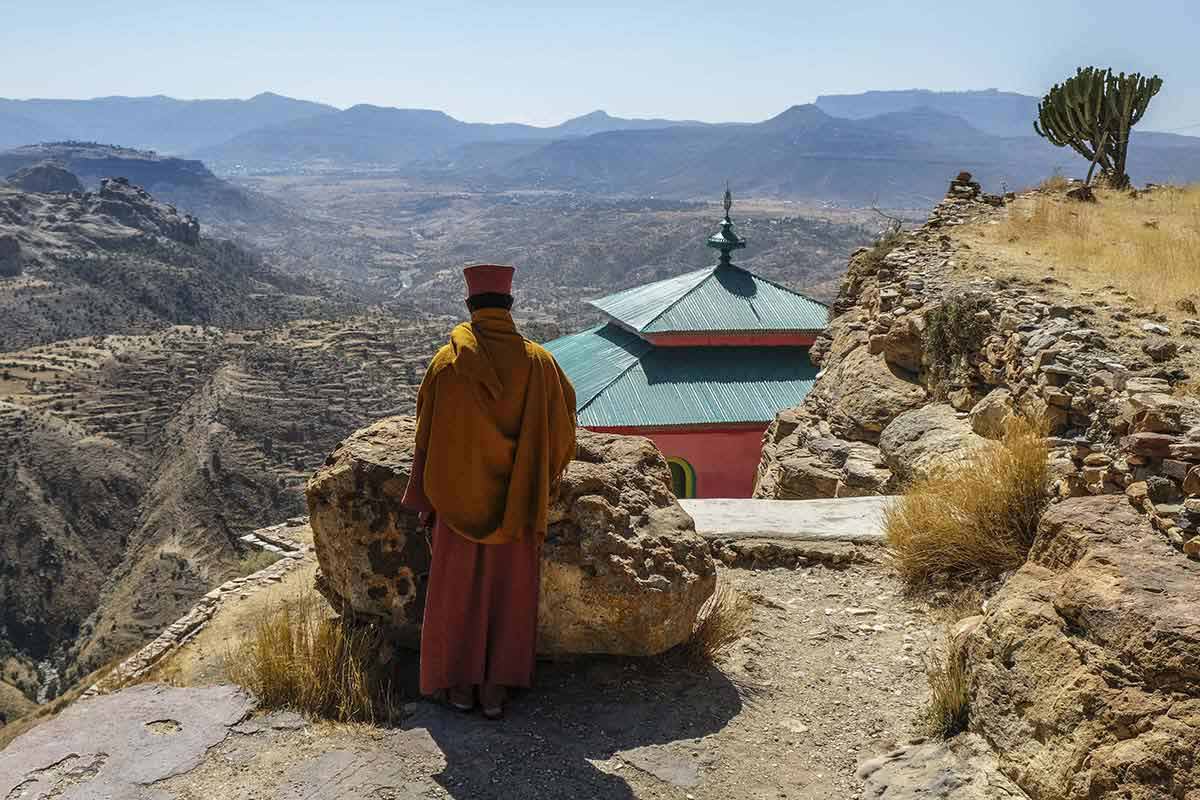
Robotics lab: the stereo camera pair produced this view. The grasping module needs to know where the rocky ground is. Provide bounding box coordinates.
[0,553,939,800]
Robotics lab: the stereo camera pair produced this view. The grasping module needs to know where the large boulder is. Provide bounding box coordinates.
[968,388,1013,440]
[755,407,893,499]
[966,495,1200,800]
[878,404,988,483]
[809,346,927,443]
[306,416,716,657]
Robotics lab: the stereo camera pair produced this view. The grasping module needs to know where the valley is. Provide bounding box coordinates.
[0,159,875,719]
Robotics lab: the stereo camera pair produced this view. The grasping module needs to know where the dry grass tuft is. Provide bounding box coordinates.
[234,549,283,577]
[923,633,970,738]
[685,581,753,668]
[1037,170,1072,193]
[981,184,1200,311]
[224,591,399,724]
[886,416,1051,590]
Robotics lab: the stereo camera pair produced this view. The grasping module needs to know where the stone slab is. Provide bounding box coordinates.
[0,683,253,800]
[680,497,893,544]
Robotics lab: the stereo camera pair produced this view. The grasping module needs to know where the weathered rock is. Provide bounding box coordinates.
[1141,335,1178,362]
[966,496,1200,800]
[858,734,1028,799]
[97,177,200,246]
[5,162,84,194]
[755,407,893,499]
[810,346,927,443]
[969,388,1013,439]
[878,404,988,483]
[871,314,925,373]
[1121,431,1178,457]
[0,684,253,800]
[306,416,716,657]
[305,416,430,642]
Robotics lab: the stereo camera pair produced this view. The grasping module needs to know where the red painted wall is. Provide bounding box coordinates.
[588,425,767,498]
[645,331,818,347]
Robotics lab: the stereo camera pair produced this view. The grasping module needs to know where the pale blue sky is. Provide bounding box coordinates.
[3,0,1198,131]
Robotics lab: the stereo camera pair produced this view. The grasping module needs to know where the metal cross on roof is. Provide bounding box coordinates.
[707,184,746,268]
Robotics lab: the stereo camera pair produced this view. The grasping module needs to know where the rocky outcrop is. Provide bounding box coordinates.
[966,495,1200,800]
[5,162,84,194]
[755,175,1200,797]
[307,416,717,657]
[809,344,928,444]
[877,404,988,483]
[757,175,1200,559]
[755,407,895,499]
[97,177,199,245]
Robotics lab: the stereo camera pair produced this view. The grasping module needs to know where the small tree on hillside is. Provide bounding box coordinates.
[1034,67,1163,189]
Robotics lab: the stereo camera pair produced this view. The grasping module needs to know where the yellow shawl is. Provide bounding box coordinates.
[410,308,577,544]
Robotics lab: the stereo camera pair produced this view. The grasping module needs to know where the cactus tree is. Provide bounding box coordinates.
[1034,67,1163,189]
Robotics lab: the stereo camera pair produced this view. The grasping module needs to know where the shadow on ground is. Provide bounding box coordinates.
[398,652,746,799]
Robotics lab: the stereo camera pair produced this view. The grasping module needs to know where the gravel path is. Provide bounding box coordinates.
[145,562,934,800]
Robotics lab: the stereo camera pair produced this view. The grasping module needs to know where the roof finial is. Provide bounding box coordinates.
[707,183,746,269]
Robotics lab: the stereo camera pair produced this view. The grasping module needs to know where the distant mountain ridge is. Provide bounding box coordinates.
[0,92,336,154]
[194,104,708,169]
[2,90,1200,206]
[814,89,1040,138]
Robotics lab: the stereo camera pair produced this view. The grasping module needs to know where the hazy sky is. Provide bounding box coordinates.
[4,0,1199,131]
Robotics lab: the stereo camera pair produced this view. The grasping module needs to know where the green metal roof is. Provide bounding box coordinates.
[540,323,650,408]
[544,323,818,427]
[589,263,828,335]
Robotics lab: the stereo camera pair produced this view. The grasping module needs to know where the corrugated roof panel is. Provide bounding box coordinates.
[576,345,818,427]
[642,268,829,333]
[542,323,650,408]
[588,266,713,332]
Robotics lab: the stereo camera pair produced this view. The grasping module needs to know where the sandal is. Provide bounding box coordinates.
[448,685,475,712]
[480,684,506,720]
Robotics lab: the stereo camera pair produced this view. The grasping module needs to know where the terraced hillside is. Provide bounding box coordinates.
[0,315,458,706]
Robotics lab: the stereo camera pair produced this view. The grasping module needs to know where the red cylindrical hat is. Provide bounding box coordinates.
[463,264,515,297]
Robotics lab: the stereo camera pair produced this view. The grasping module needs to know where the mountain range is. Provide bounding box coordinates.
[2,90,1199,206]
[0,92,334,153]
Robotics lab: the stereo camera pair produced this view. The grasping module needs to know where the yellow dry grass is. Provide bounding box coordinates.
[1037,171,1072,192]
[978,184,1200,312]
[684,580,753,668]
[885,417,1050,589]
[234,549,283,577]
[223,591,400,725]
[922,633,970,739]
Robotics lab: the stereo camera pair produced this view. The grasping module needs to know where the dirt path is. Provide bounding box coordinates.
[145,561,933,800]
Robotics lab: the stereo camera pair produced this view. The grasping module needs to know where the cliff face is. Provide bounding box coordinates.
[755,176,1200,799]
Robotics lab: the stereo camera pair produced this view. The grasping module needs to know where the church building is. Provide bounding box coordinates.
[545,191,827,498]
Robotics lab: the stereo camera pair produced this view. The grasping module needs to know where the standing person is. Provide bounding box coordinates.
[402,264,577,719]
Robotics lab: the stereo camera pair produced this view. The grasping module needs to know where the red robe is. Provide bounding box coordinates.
[401,309,575,694]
